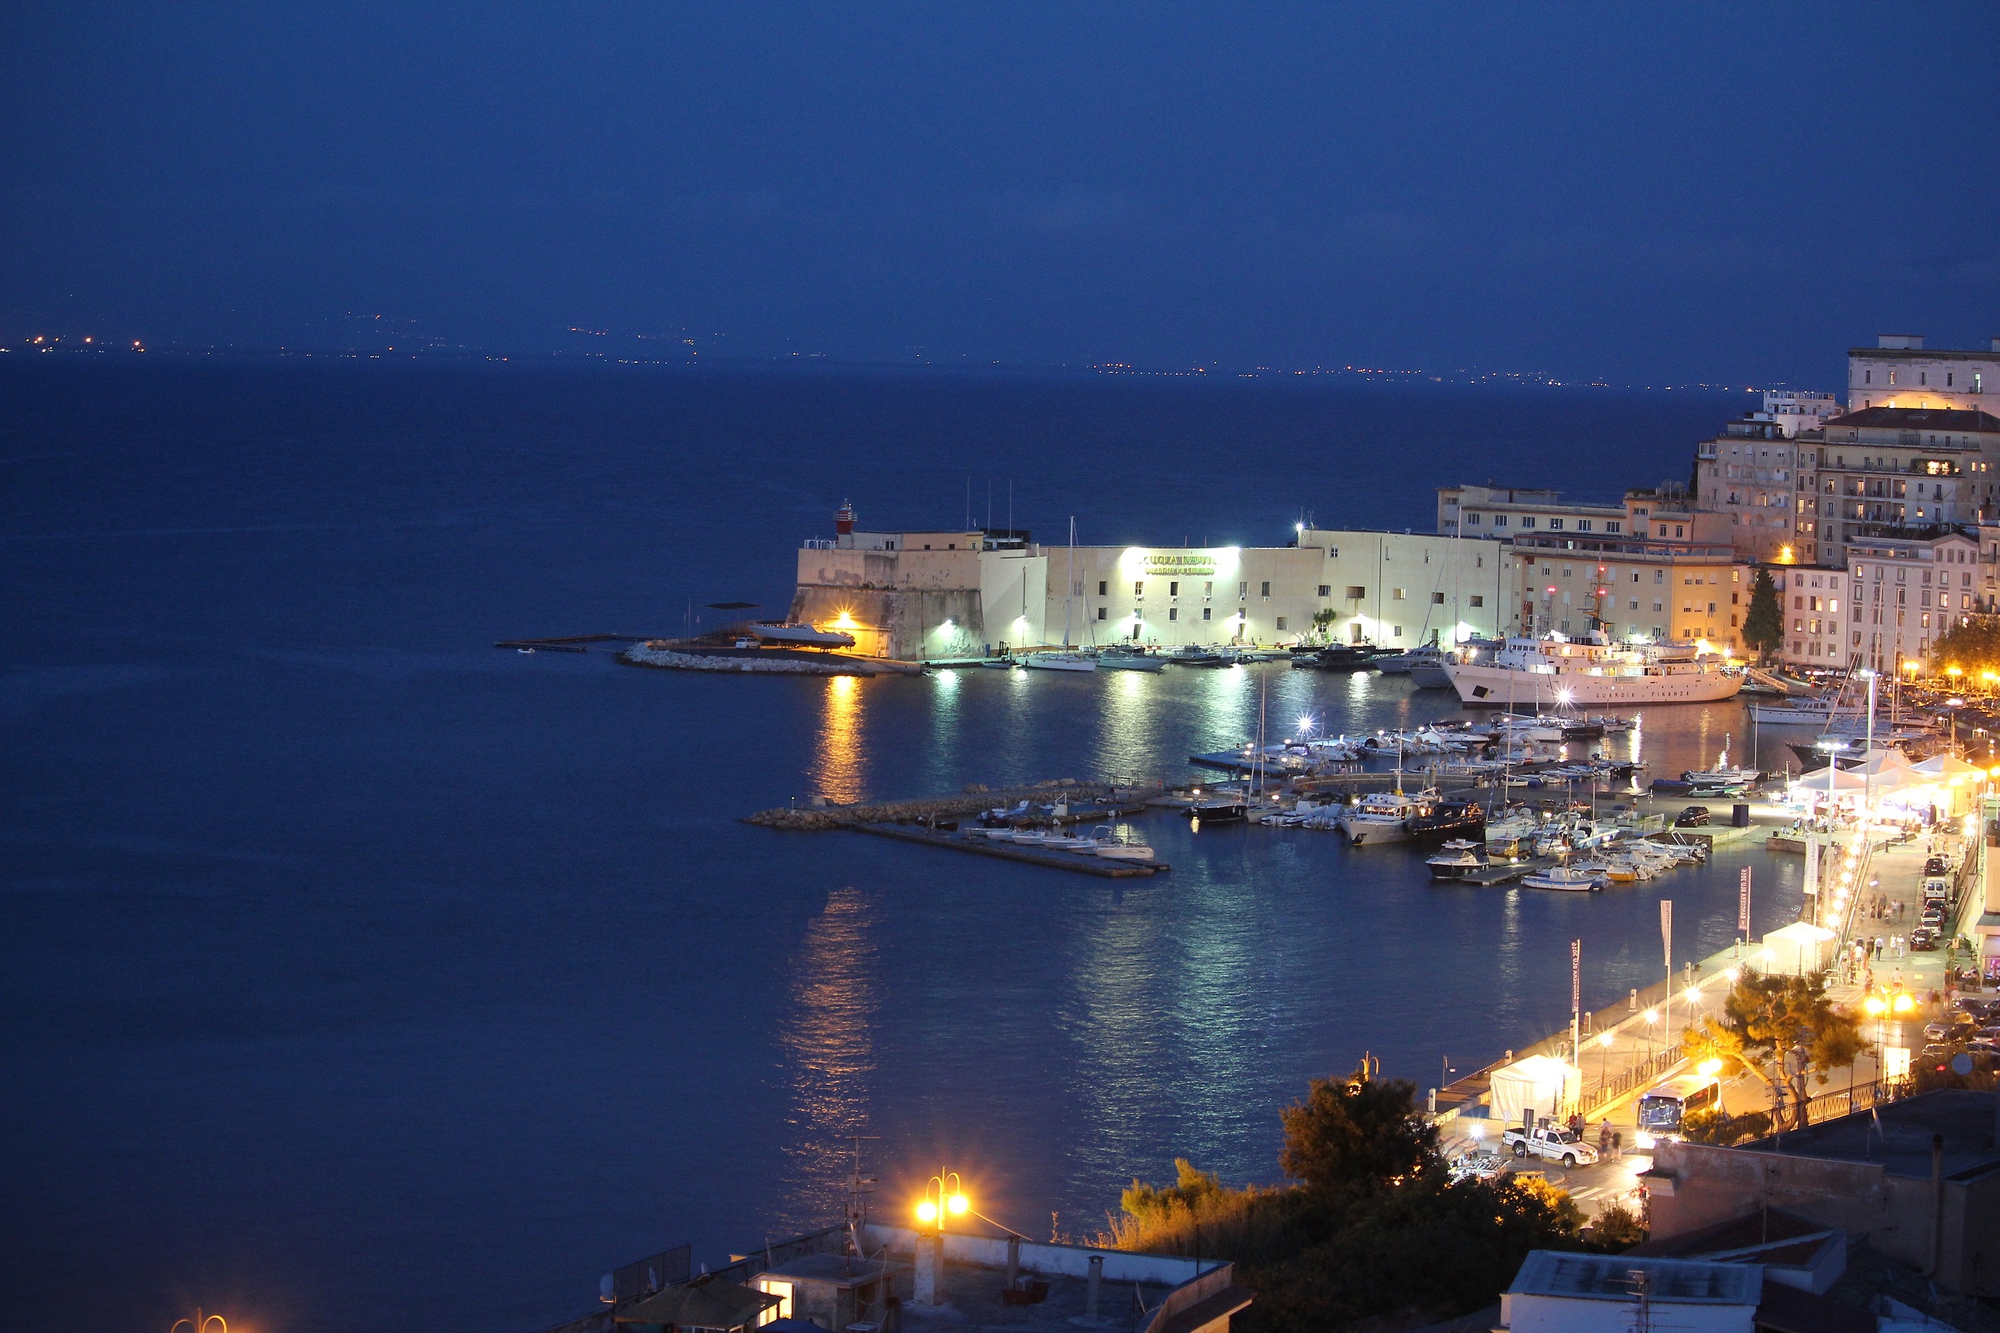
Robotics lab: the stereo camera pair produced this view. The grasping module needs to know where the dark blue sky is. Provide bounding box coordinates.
[5,3,1995,383]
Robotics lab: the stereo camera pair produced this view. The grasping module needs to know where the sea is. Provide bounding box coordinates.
[2,359,1802,1333]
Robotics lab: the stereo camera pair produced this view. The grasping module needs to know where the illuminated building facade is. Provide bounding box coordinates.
[1847,334,2000,413]
[1846,531,1980,672]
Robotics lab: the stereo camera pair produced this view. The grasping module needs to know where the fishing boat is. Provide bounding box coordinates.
[1521,863,1608,892]
[1426,839,1488,881]
[1446,631,1742,707]
[1023,652,1097,672]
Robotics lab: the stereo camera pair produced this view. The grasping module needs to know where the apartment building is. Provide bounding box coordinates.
[1507,531,1745,650]
[1848,334,2000,413]
[1435,484,1627,538]
[1767,564,1851,667]
[1847,531,1981,672]
[1695,417,1815,563]
[1803,406,2000,567]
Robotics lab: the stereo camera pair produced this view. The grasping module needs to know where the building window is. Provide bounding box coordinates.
[1548,518,1564,530]
[1239,582,1248,599]
[1432,592,1446,604]
[1096,607,1106,620]
[1169,581,1179,596]
[1275,617,1287,632]
[1520,516,1536,529]
[1260,581,1271,598]
[1317,585,1331,597]
[1169,608,1178,621]
[1493,515,1508,527]
[1392,588,1406,600]
[1470,595,1484,607]
[1577,520,1593,532]
[1201,607,1211,621]
[1097,580,1107,596]
[1466,512,1482,525]
[1392,625,1403,637]
[1134,580,1144,597]
[1345,586,1366,599]
[1606,521,1621,533]
[757,1281,794,1324]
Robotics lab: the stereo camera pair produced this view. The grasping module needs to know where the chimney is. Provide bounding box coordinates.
[835,501,856,536]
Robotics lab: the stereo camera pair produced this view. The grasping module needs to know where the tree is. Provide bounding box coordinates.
[1279,1069,1439,1197]
[1720,969,1864,1129]
[1742,569,1784,663]
[1310,607,1338,641]
[1930,615,2000,675]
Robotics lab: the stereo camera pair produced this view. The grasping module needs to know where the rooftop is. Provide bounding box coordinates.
[1508,1251,1761,1305]
[1742,1089,2000,1180]
[1825,406,2000,432]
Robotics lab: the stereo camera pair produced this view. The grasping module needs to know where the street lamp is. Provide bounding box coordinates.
[1643,1007,1659,1065]
[171,1315,226,1333]
[915,1171,968,1229]
[1597,1029,1615,1098]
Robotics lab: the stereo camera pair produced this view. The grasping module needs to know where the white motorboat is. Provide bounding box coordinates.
[1080,826,1156,861]
[1335,788,1435,845]
[1023,652,1098,672]
[1521,864,1607,892]
[1447,632,1742,707]
[1427,839,1488,881]
[1096,649,1165,672]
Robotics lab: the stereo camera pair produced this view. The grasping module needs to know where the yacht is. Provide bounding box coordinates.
[1446,632,1742,707]
[1426,839,1488,881]
[1023,652,1097,672]
[1335,788,1435,845]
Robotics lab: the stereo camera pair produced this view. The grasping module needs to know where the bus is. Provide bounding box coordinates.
[1634,1073,1722,1149]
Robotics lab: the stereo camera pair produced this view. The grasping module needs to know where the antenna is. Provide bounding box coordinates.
[843,1135,881,1232]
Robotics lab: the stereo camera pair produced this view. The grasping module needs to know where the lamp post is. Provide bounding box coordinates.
[170,1315,226,1333]
[1597,1029,1615,1100]
[1643,1007,1659,1069]
[913,1171,968,1306]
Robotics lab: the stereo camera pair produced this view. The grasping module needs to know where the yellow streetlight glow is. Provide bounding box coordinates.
[1864,995,1886,1017]
[1598,1031,1615,1048]
[1697,1058,1723,1077]
[1893,993,1915,1014]
[915,1199,939,1223]
[948,1192,968,1215]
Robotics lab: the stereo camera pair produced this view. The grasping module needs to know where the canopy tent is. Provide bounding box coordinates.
[1488,1054,1581,1126]
[1911,753,1984,779]
[1759,920,1837,977]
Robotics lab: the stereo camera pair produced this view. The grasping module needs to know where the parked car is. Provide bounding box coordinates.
[1503,1124,1600,1167]
[1674,806,1712,828]
[1952,996,1996,1018]
[1925,856,1949,876]
[1910,927,1939,952]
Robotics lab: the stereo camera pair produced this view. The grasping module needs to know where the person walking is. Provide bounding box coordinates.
[1598,1120,1612,1157]
[1612,1128,1624,1160]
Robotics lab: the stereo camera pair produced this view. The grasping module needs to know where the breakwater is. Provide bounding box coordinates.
[745,779,1132,830]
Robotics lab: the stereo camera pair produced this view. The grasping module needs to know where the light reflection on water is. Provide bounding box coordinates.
[811,675,867,802]
[777,666,1795,1221]
[776,885,880,1229]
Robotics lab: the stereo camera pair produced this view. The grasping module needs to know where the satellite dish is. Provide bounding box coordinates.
[1951,1053,1975,1076]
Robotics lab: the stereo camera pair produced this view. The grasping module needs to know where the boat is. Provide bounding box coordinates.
[1167,646,1228,667]
[1187,796,1247,822]
[1406,801,1487,842]
[1426,839,1488,881]
[1023,652,1097,672]
[749,622,859,649]
[1748,697,1870,727]
[1334,788,1435,845]
[1293,644,1378,672]
[1373,645,1444,675]
[1096,649,1165,672]
[1521,864,1607,892]
[1445,632,1742,707]
[1483,810,1539,855]
[1080,826,1156,860]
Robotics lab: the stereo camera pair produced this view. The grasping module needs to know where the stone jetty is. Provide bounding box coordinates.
[745,779,1131,830]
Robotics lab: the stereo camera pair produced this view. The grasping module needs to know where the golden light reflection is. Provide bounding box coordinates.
[811,674,865,803]
[777,885,879,1227]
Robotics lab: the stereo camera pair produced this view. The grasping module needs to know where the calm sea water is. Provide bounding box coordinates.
[3,361,1784,1333]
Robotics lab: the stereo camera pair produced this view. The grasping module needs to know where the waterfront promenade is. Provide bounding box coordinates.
[1436,812,1983,1218]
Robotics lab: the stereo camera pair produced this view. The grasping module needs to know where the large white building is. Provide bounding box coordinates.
[788,505,1510,660]
[1847,531,1980,671]
[1848,334,2000,413]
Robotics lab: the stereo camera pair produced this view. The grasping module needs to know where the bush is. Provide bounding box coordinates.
[1585,1202,1648,1250]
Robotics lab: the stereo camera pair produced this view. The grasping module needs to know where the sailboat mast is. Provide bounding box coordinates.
[1064,516,1076,648]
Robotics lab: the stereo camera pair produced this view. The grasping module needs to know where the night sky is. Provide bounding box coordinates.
[4,3,1996,383]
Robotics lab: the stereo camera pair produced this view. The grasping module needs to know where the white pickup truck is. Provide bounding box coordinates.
[1502,1124,1599,1167]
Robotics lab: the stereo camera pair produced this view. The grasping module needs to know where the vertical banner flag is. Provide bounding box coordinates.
[1571,939,1581,1015]
[1738,866,1752,934]
[1804,836,1819,895]
[1661,900,1673,971]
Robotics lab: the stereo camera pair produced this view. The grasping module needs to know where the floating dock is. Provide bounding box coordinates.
[851,822,1168,877]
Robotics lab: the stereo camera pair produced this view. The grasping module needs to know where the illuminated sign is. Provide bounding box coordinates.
[1141,553,1217,576]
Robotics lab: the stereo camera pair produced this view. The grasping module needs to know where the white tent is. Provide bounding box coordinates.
[1759,920,1837,977]
[1488,1054,1582,1125]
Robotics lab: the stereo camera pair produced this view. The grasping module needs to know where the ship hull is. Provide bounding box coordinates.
[1446,663,1742,707]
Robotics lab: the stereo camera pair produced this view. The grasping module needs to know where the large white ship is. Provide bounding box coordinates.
[1445,634,1743,708]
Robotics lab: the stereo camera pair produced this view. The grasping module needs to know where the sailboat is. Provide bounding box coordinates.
[1025,517,1098,671]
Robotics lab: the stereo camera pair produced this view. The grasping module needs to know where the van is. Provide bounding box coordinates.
[1923,876,1951,901]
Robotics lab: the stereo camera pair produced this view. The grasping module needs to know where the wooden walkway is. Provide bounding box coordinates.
[852,823,1168,877]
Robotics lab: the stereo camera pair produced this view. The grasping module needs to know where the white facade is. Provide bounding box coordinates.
[1436,484,1627,539]
[1770,565,1851,667]
[1847,532,1980,672]
[1748,390,1841,437]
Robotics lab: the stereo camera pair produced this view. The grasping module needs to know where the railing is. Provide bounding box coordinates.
[1800,1077,1908,1127]
[1579,1049,1684,1116]
[801,537,838,549]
